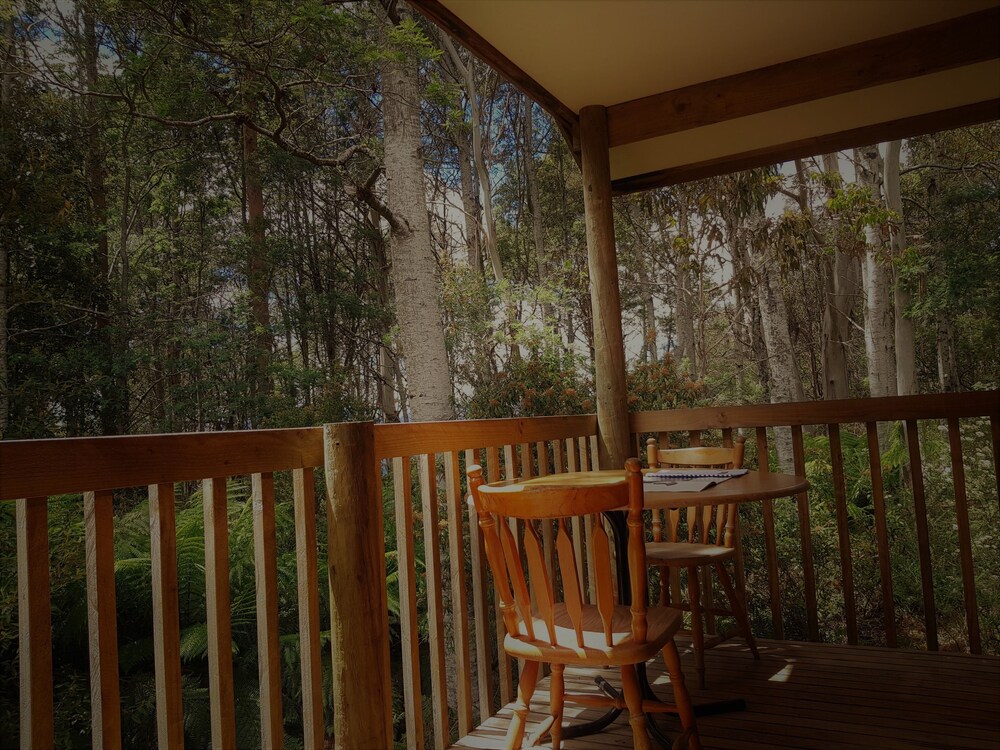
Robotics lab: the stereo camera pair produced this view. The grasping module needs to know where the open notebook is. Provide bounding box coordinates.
[643,468,748,493]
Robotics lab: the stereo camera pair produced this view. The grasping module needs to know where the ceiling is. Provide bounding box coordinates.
[416,0,1000,189]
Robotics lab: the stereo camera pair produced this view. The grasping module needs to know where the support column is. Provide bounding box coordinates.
[580,105,630,469]
[324,422,393,747]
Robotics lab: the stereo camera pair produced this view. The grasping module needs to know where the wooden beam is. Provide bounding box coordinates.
[408,0,578,135]
[580,105,630,470]
[325,422,394,748]
[612,99,1000,195]
[606,8,1000,148]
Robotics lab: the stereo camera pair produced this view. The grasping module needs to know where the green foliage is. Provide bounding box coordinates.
[462,350,593,419]
[626,354,707,412]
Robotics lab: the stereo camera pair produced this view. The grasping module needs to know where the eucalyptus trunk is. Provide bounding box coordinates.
[820,153,858,400]
[243,121,274,411]
[0,16,13,437]
[455,130,482,272]
[83,10,127,434]
[855,145,897,398]
[522,101,554,324]
[885,140,916,395]
[752,215,804,472]
[382,10,454,421]
[674,202,697,372]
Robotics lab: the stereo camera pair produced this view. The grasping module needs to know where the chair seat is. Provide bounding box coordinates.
[646,541,737,567]
[504,603,682,665]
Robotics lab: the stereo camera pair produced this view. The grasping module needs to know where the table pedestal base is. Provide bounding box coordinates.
[558,511,747,747]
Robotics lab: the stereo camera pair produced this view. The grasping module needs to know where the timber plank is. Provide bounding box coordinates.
[459,639,1000,750]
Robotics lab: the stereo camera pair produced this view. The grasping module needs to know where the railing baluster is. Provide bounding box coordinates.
[992,413,1000,516]
[486,446,513,706]
[292,468,324,749]
[520,442,533,479]
[947,418,980,654]
[148,483,184,749]
[393,456,425,749]
[465,449,494,722]
[756,427,783,640]
[905,420,938,651]
[827,425,858,644]
[252,473,284,750]
[537,442,556,589]
[203,477,237,750]
[17,496,53,750]
[445,451,474,737]
[84,490,121,750]
[791,425,819,641]
[420,454,449,749]
[865,422,896,647]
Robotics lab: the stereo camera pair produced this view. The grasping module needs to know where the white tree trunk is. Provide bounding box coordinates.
[819,153,858,400]
[0,16,12,438]
[382,12,454,421]
[674,201,697,372]
[885,140,916,396]
[752,214,804,473]
[855,146,897,398]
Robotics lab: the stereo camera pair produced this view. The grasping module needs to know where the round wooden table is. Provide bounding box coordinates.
[519,468,808,746]
[521,468,808,508]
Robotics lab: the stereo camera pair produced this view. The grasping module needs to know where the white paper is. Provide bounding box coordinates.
[642,476,731,492]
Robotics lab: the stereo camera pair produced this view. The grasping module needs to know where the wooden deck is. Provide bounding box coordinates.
[455,638,1000,749]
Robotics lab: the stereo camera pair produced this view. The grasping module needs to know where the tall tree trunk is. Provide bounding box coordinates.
[674,201,697,373]
[382,8,454,421]
[819,153,857,400]
[455,131,482,272]
[753,216,804,473]
[937,316,960,392]
[885,140,916,396]
[83,10,126,434]
[0,15,14,437]
[855,145,897,398]
[243,121,273,413]
[522,100,554,325]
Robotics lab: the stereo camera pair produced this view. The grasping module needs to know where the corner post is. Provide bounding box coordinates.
[580,104,630,469]
[324,422,393,747]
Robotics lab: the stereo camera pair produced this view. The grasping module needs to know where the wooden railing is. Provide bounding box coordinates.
[630,390,1000,654]
[0,428,329,749]
[1,391,997,749]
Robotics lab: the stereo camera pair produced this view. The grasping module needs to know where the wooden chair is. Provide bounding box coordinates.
[468,458,700,750]
[645,436,759,689]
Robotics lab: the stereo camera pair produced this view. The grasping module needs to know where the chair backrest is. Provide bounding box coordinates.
[467,458,648,649]
[645,436,746,547]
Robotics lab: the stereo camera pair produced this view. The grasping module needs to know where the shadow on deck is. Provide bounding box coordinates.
[456,638,1000,749]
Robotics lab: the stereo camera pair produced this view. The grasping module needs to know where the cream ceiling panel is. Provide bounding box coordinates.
[607,61,1000,180]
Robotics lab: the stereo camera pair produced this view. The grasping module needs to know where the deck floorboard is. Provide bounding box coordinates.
[454,638,1000,749]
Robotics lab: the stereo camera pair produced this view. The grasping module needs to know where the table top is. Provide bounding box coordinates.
[518,469,808,510]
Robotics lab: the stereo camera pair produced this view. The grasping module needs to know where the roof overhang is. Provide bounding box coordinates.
[411,0,1000,192]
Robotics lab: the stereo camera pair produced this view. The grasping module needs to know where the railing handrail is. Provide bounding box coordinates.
[373,413,597,459]
[630,390,1000,432]
[0,427,325,501]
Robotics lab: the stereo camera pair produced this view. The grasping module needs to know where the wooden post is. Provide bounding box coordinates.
[324,422,393,747]
[17,497,53,750]
[580,104,630,470]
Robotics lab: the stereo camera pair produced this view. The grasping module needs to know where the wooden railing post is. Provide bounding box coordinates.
[324,422,392,747]
[17,496,53,750]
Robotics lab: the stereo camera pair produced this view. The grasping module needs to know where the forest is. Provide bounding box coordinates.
[1,1,998,748]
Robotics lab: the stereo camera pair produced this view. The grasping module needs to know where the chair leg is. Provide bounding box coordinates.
[620,664,651,750]
[661,639,701,750]
[549,663,565,750]
[715,562,759,660]
[505,660,540,750]
[687,565,706,688]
